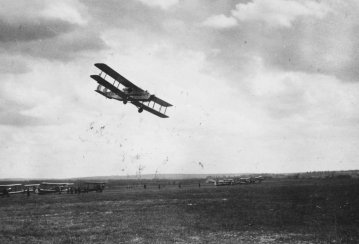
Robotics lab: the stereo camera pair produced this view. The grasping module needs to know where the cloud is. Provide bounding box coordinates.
[249,67,359,122]
[257,3,359,82]
[231,0,331,28]
[32,30,105,61]
[40,0,88,25]
[0,19,74,43]
[0,0,87,25]
[0,111,44,127]
[0,93,44,127]
[0,0,106,62]
[0,29,106,61]
[201,14,237,29]
[135,0,179,10]
[0,55,29,74]
[1,1,359,178]
[197,1,359,82]
[201,0,331,29]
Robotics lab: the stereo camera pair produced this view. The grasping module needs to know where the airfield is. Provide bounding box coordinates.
[0,177,358,243]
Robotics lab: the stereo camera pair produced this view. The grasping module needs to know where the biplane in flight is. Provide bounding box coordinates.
[90,63,172,118]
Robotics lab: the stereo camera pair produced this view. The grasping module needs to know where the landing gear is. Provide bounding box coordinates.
[123,100,127,104]
[138,107,144,113]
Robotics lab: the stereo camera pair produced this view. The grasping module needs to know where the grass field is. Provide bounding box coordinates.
[0,178,358,243]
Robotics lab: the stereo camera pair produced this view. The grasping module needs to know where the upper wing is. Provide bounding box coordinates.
[95,63,144,92]
[131,101,169,118]
[150,95,173,107]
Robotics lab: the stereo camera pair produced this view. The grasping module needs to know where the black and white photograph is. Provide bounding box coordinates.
[1,0,359,243]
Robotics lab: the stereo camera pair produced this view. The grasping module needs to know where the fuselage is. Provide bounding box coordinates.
[97,85,151,101]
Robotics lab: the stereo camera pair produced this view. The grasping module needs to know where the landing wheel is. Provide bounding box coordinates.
[123,100,127,104]
[138,107,144,113]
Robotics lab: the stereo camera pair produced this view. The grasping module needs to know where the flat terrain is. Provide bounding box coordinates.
[0,178,358,243]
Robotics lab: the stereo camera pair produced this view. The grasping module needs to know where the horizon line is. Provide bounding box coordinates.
[0,169,358,181]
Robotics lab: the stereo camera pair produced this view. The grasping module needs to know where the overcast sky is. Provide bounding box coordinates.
[0,0,358,178]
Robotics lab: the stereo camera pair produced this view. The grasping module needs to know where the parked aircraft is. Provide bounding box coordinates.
[0,184,24,196]
[253,176,264,183]
[207,176,264,186]
[82,182,106,192]
[237,177,251,184]
[38,182,74,194]
[24,184,40,193]
[206,178,234,186]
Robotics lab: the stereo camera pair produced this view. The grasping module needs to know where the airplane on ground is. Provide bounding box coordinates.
[81,182,106,192]
[206,176,265,186]
[216,179,235,186]
[235,176,264,184]
[237,177,251,184]
[38,182,74,194]
[0,184,24,196]
[90,63,172,118]
[253,176,264,183]
[24,184,40,193]
[206,178,234,186]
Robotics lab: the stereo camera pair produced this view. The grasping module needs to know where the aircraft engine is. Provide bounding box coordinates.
[124,87,133,93]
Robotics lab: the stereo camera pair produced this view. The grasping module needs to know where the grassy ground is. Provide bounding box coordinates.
[0,178,358,243]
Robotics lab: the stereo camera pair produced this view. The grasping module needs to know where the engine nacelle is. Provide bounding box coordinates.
[123,87,133,93]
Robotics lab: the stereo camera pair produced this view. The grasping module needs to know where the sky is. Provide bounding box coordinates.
[0,0,358,178]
